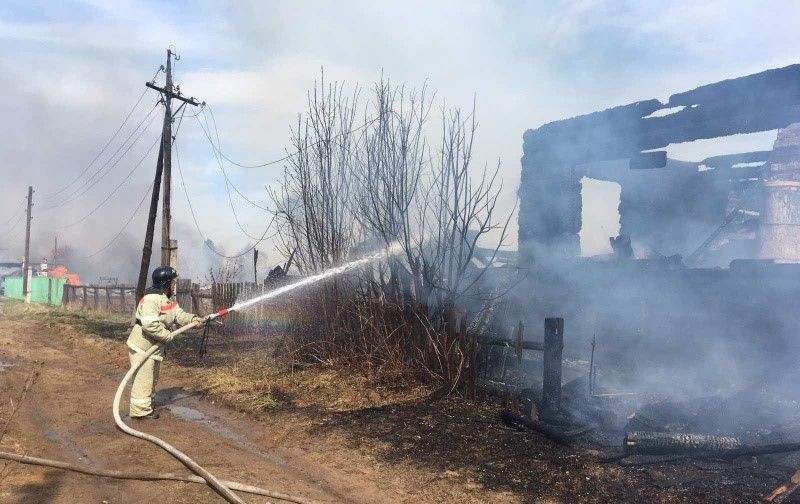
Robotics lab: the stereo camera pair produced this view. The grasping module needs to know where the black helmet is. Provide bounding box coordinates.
[152,266,178,289]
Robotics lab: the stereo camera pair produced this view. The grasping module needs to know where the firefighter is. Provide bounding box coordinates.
[127,266,201,419]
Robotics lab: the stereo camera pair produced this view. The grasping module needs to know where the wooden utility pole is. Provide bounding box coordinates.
[160,50,174,268]
[135,139,165,301]
[135,49,200,300]
[22,186,33,303]
[253,248,259,283]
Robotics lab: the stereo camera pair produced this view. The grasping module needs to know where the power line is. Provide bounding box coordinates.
[1,210,25,234]
[200,102,378,169]
[85,181,154,258]
[175,138,276,259]
[0,208,25,228]
[195,109,271,211]
[43,66,163,199]
[43,89,148,199]
[47,101,161,209]
[192,111,272,241]
[43,103,161,210]
[63,134,160,228]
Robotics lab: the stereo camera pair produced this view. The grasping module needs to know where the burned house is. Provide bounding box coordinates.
[517,65,800,393]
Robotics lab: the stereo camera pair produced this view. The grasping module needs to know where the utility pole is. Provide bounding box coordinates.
[135,49,200,300]
[22,186,33,304]
[160,50,174,268]
[253,248,259,284]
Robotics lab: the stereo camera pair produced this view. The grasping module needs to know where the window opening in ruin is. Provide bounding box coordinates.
[579,177,621,257]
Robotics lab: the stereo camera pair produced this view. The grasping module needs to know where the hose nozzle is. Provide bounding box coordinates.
[205,308,230,321]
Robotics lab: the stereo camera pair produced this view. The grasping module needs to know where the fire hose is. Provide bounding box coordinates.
[111,310,329,503]
[112,316,251,503]
[6,247,403,502]
[0,315,321,503]
[108,248,402,502]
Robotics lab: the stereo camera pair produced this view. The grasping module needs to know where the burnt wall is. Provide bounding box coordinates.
[760,123,800,260]
[519,64,800,265]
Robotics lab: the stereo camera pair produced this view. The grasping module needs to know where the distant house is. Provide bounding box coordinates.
[0,262,23,295]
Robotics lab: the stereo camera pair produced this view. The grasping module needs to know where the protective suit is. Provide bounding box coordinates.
[127,286,198,417]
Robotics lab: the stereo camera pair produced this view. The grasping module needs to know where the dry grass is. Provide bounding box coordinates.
[0,298,433,414]
[175,354,433,414]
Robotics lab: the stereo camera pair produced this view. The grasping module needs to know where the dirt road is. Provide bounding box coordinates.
[0,304,521,504]
[0,314,456,504]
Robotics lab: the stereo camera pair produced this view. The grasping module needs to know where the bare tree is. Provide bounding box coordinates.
[353,78,432,302]
[273,74,514,388]
[272,73,361,274]
[419,103,513,314]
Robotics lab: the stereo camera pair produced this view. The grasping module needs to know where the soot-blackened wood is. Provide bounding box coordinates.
[624,431,742,454]
[477,336,545,351]
[467,314,476,400]
[500,409,592,445]
[542,317,564,417]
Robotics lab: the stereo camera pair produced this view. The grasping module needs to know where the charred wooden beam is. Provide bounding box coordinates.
[499,409,592,445]
[629,151,667,170]
[604,440,800,468]
[522,65,800,166]
[624,431,742,454]
[542,318,564,418]
[477,335,544,352]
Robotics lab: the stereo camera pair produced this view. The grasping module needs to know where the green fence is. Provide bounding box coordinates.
[3,276,67,305]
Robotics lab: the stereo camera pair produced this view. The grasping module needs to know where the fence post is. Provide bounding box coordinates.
[542,317,564,419]
[47,278,53,305]
[61,284,69,307]
[464,311,476,400]
[191,283,199,314]
[120,287,126,311]
[82,286,87,309]
[93,287,99,310]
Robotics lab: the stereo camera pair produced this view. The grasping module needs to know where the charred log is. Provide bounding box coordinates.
[624,431,742,454]
[500,409,593,445]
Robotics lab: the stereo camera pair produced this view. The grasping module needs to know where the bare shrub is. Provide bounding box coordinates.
[272,73,513,391]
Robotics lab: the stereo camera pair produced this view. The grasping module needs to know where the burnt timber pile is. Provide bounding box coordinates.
[489,64,800,501]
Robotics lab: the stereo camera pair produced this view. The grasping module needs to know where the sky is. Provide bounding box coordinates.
[1,0,800,281]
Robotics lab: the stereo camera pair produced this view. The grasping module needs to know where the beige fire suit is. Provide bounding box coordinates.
[126,288,198,417]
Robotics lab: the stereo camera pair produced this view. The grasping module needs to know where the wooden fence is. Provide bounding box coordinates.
[195,279,293,334]
[62,278,293,334]
[61,284,138,313]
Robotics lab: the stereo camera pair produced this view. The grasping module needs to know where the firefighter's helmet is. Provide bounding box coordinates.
[152,266,178,289]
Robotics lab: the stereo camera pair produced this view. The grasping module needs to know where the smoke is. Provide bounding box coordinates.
[515,93,800,416]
